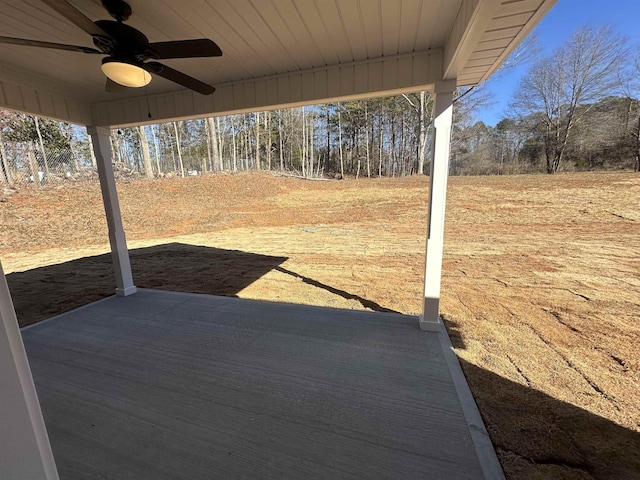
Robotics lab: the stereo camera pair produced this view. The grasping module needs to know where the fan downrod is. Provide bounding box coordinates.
[102,0,132,22]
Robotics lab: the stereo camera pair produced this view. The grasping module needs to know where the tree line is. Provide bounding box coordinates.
[1,26,638,186]
[455,26,640,174]
[0,93,439,183]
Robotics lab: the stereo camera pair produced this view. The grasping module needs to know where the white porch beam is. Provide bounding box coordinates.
[0,68,93,125]
[90,50,443,127]
[0,261,59,480]
[87,126,137,297]
[420,79,456,331]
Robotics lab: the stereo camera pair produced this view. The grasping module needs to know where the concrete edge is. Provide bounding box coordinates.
[436,320,506,480]
[136,288,412,320]
[21,288,415,333]
[20,295,116,332]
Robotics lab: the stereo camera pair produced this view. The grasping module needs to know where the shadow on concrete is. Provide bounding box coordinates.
[7,243,287,327]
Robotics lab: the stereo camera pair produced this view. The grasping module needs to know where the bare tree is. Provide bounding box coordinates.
[207,117,221,172]
[266,111,271,170]
[27,142,40,186]
[255,111,261,170]
[138,126,154,178]
[512,26,627,173]
[217,117,225,172]
[0,129,11,183]
[33,117,50,179]
[172,121,185,178]
[621,47,640,172]
[338,105,344,178]
[402,91,432,174]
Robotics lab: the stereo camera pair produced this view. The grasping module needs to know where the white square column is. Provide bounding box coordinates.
[0,262,59,479]
[87,126,137,296]
[420,80,456,331]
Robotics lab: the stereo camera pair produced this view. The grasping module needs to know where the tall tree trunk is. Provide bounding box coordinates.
[151,125,161,175]
[138,126,154,178]
[207,117,221,173]
[33,117,50,180]
[217,117,225,172]
[551,122,572,174]
[338,107,344,178]
[635,112,640,172]
[255,112,261,170]
[0,132,10,183]
[326,105,331,173]
[378,106,383,177]
[417,91,428,174]
[204,119,212,173]
[169,134,177,172]
[88,135,97,168]
[110,134,123,164]
[400,113,406,175]
[243,115,250,171]
[365,102,371,178]
[232,119,238,172]
[309,110,314,178]
[173,122,185,178]
[69,140,80,172]
[266,111,271,171]
[27,142,40,186]
[390,116,396,176]
[301,108,307,178]
[279,113,284,171]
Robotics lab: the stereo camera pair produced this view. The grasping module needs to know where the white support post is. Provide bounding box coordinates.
[420,80,456,331]
[87,126,137,296]
[0,261,59,479]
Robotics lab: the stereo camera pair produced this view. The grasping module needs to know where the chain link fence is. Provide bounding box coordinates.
[1,141,99,189]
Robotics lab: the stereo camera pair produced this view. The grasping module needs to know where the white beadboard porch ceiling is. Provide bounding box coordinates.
[0,0,556,126]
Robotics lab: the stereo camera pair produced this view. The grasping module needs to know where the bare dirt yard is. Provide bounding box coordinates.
[1,171,639,479]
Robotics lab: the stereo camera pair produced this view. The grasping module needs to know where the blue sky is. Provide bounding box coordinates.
[477,0,640,126]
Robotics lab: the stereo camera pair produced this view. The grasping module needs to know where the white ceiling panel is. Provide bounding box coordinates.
[0,0,556,125]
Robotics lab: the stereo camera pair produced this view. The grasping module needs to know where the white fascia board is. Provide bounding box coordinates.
[476,0,557,84]
[89,49,443,128]
[443,0,502,81]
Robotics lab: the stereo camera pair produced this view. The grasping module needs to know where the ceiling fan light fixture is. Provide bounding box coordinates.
[101,57,151,87]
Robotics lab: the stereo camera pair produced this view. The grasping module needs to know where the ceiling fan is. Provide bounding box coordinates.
[0,0,222,95]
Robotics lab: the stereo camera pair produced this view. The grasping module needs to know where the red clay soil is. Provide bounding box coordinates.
[1,171,639,479]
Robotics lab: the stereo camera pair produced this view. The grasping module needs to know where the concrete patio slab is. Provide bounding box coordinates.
[22,289,501,479]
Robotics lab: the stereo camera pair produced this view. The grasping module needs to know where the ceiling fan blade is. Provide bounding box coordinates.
[0,36,100,54]
[105,78,128,93]
[146,39,222,59]
[144,62,215,95]
[40,0,112,38]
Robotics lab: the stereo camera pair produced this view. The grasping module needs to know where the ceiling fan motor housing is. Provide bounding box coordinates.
[93,20,153,62]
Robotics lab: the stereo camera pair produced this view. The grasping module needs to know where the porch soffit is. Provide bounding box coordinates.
[0,0,556,126]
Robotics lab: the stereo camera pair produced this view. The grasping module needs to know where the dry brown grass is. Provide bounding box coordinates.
[1,171,639,479]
